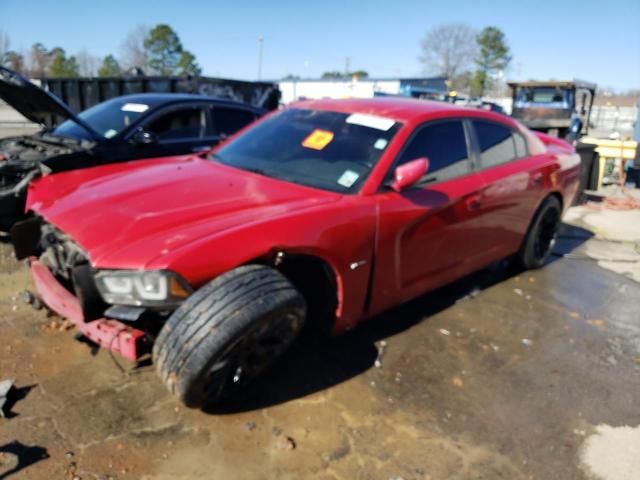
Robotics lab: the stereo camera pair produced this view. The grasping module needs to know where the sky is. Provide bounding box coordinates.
[1,0,639,90]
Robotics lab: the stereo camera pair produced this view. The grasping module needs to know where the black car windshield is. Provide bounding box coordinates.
[212,108,400,193]
[52,97,155,140]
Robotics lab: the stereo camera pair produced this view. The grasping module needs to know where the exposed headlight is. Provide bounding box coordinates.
[94,270,192,308]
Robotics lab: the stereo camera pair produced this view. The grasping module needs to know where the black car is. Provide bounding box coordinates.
[0,66,265,230]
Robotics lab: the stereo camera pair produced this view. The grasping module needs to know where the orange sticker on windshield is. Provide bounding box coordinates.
[302,129,334,150]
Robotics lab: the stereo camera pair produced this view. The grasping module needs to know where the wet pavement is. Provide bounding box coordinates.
[0,207,639,480]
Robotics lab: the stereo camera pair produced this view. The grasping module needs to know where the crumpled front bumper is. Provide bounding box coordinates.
[29,259,147,361]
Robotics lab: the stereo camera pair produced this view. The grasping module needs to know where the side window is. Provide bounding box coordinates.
[211,107,257,136]
[395,120,470,183]
[513,131,528,158]
[473,120,517,168]
[146,106,205,141]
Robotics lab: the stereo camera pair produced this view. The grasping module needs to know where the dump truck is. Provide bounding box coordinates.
[508,80,596,141]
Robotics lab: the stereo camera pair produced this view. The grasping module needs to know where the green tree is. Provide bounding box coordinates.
[48,50,79,77]
[176,50,201,76]
[451,70,473,92]
[321,70,368,80]
[350,70,369,79]
[144,24,183,75]
[97,54,122,77]
[471,27,511,97]
[321,71,345,80]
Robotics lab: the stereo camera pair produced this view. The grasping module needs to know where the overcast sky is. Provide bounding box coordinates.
[1,0,638,90]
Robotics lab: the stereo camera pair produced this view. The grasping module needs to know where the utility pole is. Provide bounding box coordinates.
[257,35,264,80]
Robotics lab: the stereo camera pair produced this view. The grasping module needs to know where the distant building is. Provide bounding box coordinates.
[278,76,447,104]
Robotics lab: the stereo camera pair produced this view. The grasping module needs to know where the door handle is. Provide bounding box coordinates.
[465,194,482,211]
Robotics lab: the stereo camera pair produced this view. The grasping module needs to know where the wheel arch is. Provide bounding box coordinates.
[547,190,564,212]
[251,250,341,335]
[519,191,563,249]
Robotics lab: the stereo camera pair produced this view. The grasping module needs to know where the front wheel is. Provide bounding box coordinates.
[518,196,561,269]
[153,265,306,408]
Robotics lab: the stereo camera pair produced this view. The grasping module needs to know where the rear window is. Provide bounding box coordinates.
[213,108,400,193]
[473,120,517,168]
[513,132,528,158]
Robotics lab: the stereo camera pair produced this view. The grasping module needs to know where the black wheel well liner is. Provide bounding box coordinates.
[253,253,339,335]
[548,191,564,211]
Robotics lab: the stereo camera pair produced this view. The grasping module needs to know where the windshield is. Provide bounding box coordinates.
[212,108,400,193]
[514,87,573,108]
[52,97,152,140]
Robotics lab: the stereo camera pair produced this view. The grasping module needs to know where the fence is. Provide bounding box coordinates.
[590,105,638,138]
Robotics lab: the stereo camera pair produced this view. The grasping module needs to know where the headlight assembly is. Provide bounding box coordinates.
[94,270,192,308]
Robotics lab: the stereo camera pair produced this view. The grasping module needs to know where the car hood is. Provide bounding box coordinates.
[28,155,341,267]
[0,66,98,137]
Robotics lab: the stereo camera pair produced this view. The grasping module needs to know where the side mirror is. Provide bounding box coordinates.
[132,129,158,145]
[391,158,429,192]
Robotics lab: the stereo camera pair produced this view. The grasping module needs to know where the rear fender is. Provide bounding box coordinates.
[533,131,575,154]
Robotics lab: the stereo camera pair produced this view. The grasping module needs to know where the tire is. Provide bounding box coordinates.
[153,264,306,408]
[518,195,562,269]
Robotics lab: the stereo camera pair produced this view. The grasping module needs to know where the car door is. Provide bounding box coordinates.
[369,118,489,314]
[209,105,259,141]
[137,104,210,157]
[470,119,546,261]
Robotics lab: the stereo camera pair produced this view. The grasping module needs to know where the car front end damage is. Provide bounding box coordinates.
[0,135,93,230]
[10,217,191,361]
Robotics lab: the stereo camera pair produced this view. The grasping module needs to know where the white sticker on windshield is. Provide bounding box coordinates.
[337,169,360,188]
[104,129,117,138]
[346,113,395,131]
[374,138,388,150]
[121,103,149,113]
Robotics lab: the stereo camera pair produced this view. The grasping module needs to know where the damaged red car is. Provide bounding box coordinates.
[12,98,580,408]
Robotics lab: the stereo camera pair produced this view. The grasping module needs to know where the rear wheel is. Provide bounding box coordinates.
[518,196,561,269]
[153,265,306,408]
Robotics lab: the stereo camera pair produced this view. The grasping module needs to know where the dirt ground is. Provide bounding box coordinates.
[1,203,639,480]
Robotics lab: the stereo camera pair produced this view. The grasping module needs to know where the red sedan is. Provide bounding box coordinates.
[13,98,580,407]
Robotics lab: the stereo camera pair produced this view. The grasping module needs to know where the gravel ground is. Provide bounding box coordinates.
[0,202,639,480]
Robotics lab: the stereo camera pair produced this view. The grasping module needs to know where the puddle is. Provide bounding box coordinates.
[580,424,640,480]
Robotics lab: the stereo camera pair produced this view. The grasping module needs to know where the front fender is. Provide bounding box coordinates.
[151,196,377,332]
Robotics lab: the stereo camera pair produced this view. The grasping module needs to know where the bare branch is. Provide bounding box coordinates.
[418,23,477,84]
[0,31,9,64]
[119,25,150,72]
[76,49,99,77]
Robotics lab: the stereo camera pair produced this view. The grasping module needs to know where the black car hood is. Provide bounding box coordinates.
[0,66,99,139]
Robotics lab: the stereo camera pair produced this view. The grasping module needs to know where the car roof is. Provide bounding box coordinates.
[290,97,522,130]
[507,80,597,91]
[101,93,265,111]
[290,97,474,123]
